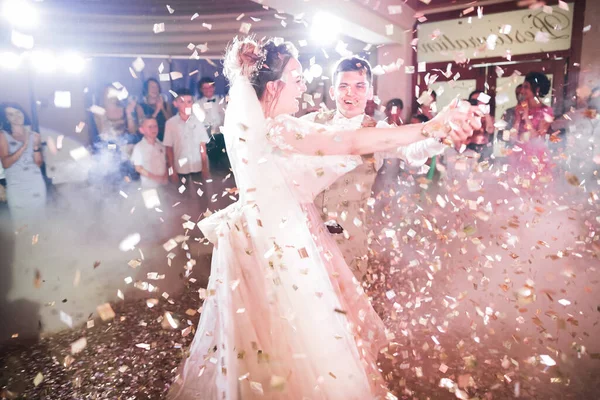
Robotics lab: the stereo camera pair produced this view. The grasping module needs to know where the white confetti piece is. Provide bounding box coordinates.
[385,24,394,35]
[166,4,174,13]
[132,57,145,72]
[535,31,550,43]
[540,354,556,366]
[163,239,178,252]
[119,233,140,251]
[54,91,71,108]
[70,337,87,354]
[388,5,402,14]
[558,299,571,306]
[153,23,165,34]
[60,311,73,328]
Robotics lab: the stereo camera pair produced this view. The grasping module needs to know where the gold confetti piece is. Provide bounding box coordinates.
[565,172,580,186]
[33,372,43,387]
[270,375,286,390]
[334,308,347,314]
[34,269,42,288]
[239,22,252,34]
[298,248,309,258]
[97,303,115,321]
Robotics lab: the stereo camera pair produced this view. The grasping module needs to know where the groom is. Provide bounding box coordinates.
[301,56,445,279]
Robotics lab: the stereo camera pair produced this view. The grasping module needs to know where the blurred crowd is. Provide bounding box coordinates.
[0,76,228,232]
[1,68,599,236]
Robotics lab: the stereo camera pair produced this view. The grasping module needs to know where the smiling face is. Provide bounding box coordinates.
[147,80,160,98]
[521,81,535,102]
[201,83,216,99]
[5,107,25,126]
[267,57,307,117]
[330,70,373,119]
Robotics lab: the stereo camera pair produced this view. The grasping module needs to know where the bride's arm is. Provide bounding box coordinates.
[269,117,452,156]
[268,102,478,156]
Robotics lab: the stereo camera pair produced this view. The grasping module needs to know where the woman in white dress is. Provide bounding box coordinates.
[168,37,480,400]
[0,103,46,228]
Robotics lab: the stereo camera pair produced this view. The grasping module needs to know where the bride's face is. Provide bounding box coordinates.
[267,57,307,116]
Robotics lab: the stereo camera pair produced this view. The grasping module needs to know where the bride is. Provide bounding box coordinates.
[168,37,480,399]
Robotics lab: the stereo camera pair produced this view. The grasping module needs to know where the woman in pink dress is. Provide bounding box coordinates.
[511,72,555,181]
[168,37,480,400]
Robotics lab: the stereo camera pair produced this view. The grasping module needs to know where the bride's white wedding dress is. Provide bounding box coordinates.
[168,76,389,399]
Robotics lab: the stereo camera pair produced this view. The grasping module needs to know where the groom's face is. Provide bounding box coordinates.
[330,70,373,119]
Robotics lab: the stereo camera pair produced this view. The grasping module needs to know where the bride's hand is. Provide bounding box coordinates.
[425,99,483,144]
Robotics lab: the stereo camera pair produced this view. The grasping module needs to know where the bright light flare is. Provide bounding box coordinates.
[311,12,341,45]
[62,53,86,74]
[3,0,38,28]
[31,51,57,73]
[309,63,323,78]
[0,52,21,69]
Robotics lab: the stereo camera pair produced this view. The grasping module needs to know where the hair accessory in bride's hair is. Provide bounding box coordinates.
[224,36,266,83]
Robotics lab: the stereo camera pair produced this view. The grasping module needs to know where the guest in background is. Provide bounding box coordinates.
[365,99,385,121]
[94,84,138,141]
[384,98,404,126]
[513,72,553,141]
[137,78,172,142]
[131,118,167,189]
[195,77,227,171]
[466,90,495,160]
[90,84,140,187]
[0,103,46,227]
[164,88,211,199]
[420,90,437,120]
[501,84,523,131]
[509,72,555,180]
[410,114,429,124]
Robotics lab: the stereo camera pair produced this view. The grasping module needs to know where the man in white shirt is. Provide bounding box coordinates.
[195,77,228,171]
[301,56,445,279]
[131,118,167,189]
[164,88,211,197]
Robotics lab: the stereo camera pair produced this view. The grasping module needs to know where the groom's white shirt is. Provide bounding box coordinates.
[301,109,445,278]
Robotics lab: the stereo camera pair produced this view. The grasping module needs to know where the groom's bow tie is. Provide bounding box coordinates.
[206,98,216,103]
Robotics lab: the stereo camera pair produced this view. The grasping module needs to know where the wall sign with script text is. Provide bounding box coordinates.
[417,4,575,64]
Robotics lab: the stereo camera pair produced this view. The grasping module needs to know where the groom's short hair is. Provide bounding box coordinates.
[332,56,373,86]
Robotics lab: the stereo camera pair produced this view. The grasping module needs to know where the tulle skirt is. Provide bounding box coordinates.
[168,203,389,400]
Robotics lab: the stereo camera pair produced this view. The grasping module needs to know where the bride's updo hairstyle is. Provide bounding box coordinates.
[224,36,298,112]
